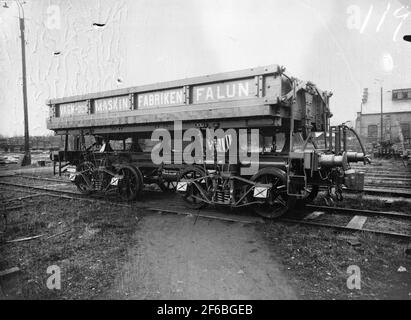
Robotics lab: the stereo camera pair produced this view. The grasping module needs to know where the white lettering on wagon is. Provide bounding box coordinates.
[59,101,88,117]
[137,79,255,109]
[194,79,254,103]
[138,89,184,109]
[94,96,130,113]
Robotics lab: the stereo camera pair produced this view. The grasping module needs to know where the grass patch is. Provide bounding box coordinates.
[0,196,142,299]
[263,223,411,299]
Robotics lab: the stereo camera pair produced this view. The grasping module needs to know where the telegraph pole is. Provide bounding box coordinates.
[380,86,384,145]
[375,79,384,146]
[20,10,30,165]
[3,1,31,165]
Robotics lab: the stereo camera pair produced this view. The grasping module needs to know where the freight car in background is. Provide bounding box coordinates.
[46,65,369,218]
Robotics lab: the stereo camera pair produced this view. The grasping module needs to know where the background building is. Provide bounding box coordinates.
[355,87,411,153]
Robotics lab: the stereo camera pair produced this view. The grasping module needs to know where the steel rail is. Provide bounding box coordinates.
[306,204,411,219]
[0,181,139,209]
[14,174,71,184]
[0,181,257,224]
[3,174,411,198]
[280,218,411,240]
[2,193,50,204]
[353,188,411,198]
[0,181,86,197]
[317,186,411,198]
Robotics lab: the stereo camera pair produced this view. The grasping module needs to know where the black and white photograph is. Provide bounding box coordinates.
[0,0,410,305]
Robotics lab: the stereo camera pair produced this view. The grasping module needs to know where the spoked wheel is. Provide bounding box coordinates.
[75,161,94,195]
[296,185,319,207]
[117,165,143,201]
[178,166,209,209]
[158,180,178,192]
[251,168,296,219]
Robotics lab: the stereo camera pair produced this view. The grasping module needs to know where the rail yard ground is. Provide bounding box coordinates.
[0,158,410,300]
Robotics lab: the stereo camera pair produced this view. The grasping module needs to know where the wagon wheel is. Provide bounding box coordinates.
[117,166,143,201]
[75,161,94,194]
[158,180,178,192]
[177,166,209,209]
[251,168,296,219]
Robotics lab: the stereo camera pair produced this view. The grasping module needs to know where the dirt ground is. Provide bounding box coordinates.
[104,213,296,300]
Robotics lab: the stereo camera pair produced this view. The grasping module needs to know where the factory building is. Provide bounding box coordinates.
[355,88,411,154]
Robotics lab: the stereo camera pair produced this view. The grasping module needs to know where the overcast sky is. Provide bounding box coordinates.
[1,0,411,136]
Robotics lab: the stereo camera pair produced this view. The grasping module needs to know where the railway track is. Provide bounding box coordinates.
[282,210,411,240]
[5,172,411,198]
[0,175,410,240]
[351,162,411,196]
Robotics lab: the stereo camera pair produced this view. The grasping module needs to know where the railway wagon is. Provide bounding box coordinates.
[47,65,368,218]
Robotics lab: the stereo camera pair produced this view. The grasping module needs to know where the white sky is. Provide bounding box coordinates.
[1,0,411,136]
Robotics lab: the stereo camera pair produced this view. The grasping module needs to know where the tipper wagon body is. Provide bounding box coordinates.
[47,65,368,218]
